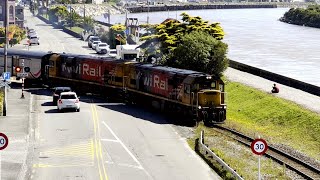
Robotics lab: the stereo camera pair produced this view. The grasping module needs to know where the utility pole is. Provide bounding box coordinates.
[3,0,9,116]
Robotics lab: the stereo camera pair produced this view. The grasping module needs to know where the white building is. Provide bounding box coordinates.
[92,0,104,4]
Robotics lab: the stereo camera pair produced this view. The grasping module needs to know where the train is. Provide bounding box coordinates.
[0,48,227,124]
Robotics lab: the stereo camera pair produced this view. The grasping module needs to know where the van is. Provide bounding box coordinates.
[29,36,40,45]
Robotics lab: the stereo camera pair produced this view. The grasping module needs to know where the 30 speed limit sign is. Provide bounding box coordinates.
[0,133,9,150]
[251,138,268,155]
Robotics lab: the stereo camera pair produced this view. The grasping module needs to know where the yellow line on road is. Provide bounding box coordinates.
[93,105,108,180]
[91,103,108,180]
[91,104,103,180]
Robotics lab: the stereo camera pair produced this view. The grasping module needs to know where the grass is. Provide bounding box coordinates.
[187,80,320,178]
[65,26,84,34]
[225,81,320,160]
[190,124,290,179]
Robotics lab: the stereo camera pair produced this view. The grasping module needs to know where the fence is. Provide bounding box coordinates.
[198,130,244,180]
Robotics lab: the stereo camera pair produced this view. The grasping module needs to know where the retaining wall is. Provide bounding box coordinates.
[127,4,277,13]
[229,60,320,96]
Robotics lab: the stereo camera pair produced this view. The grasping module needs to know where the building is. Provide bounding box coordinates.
[15,5,24,28]
[0,0,16,27]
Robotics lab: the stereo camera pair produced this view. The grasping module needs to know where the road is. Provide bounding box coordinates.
[28,90,219,180]
[11,7,221,180]
[13,9,97,55]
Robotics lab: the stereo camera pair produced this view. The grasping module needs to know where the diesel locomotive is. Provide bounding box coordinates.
[0,48,227,124]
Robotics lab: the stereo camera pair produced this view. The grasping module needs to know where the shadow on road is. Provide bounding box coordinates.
[41,102,53,106]
[44,109,59,113]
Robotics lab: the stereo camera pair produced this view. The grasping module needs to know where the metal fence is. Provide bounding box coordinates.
[199,130,244,180]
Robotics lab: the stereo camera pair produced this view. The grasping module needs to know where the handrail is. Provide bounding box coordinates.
[199,130,244,180]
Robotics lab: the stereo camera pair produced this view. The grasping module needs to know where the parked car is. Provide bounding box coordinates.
[52,87,72,105]
[88,36,100,48]
[57,92,80,112]
[91,40,102,50]
[95,43,109,54]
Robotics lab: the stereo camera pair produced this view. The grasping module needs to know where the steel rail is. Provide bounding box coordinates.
[213,125,320,180]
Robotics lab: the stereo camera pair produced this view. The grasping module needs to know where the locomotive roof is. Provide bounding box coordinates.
[0,48,49,59]
[136,63,209,77]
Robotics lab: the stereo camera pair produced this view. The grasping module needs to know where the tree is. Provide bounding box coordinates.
[139,13,228,76]
[109,24,126,48]
[167,31,228,76]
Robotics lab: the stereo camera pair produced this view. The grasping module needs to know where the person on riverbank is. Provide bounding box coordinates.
[272,83,279,93]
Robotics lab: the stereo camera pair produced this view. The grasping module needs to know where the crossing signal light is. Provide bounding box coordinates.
[15,66,22,72]
[24,67,30,72]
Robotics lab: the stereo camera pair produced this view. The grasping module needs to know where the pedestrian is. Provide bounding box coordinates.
[271,83,279,93]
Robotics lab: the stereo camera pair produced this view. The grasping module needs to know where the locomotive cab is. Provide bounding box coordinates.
[193,76,227,124]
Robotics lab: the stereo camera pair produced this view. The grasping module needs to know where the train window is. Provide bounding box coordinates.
[211,82,216,88]
[219,84,224,92]
[49,60,54,67]
[184,84,190,94]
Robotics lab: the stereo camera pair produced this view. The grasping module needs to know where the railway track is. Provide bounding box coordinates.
[212,125,320,180]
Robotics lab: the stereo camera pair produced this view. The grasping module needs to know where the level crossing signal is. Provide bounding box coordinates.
[24,67,30,72]
[15,66,22,72]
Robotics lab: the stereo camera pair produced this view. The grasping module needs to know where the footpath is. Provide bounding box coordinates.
[225,68,320,114]
[0,82,33,180]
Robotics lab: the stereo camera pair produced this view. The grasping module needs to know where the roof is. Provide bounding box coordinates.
[60,92,77,96]
[55,87,71,90]
[0,48,49,59]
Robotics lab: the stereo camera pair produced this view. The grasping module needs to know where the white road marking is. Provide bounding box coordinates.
[117,163,143,170]
[100,139,119,143]
[101,121,154,179]
[101,121,142,168]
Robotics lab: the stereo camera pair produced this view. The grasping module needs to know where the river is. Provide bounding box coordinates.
[95,8,320,87]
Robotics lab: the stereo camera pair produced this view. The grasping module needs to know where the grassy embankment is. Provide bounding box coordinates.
[188,80,320,179]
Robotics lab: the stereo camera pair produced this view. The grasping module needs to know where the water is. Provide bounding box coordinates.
[95,8,320,86]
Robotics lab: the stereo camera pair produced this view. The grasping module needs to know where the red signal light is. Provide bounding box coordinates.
[15,66,22,72]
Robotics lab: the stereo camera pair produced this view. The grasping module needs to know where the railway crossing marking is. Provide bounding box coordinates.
[251,138,268,180]
[0,133,9,180]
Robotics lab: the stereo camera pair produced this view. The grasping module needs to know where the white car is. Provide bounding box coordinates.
[91,40,101,50]
[29,35,40,45]
[57,92,80,112]
[88,36,100,48]
[95,43,109,54]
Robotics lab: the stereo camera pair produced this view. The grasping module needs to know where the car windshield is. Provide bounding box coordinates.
[99,44,107,47]
[91,37,100,41]
[55,89,71,95]
[61,94,76,99]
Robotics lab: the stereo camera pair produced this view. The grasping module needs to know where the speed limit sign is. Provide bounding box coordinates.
[251,138,268,155]
[0,133,9,150]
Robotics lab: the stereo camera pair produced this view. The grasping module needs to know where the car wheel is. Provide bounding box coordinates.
[38,43,40,45]
[77,108,80,112]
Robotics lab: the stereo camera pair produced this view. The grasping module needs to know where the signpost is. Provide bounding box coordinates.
[0,133,9,180]
[251,138,268,180]
[2,72,10,81]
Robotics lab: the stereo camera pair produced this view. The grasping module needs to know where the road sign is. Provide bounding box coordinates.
[17,73,28,78]
[0,133,9,150]
[2,72,10,81]
[251,138,268,155]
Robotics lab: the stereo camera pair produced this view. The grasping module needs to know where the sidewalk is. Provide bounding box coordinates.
[0,83,32,180]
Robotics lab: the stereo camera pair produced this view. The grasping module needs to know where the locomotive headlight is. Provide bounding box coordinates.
[198,106,202,109]
[223,106,227,109]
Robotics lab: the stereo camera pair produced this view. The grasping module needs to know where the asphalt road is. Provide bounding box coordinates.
[28,89,220,180]
[15,7,221,180]
[13,9,97,55]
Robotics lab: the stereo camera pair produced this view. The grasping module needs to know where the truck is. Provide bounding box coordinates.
[115,45,141,60]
